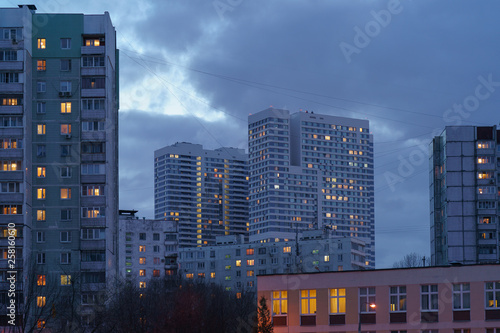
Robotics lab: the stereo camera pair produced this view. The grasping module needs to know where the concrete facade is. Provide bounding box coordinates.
[178,230,366,293]
[118,210,178,286]
[248,109,375,267]
[154,142,248,247]
[430,126,500,265]
[257,264,500,332]
[0,5,119,330]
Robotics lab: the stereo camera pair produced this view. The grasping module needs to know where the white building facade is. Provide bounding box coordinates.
[248,109,375,267]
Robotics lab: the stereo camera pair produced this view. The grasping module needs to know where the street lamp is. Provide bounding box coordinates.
[358,302,376,333]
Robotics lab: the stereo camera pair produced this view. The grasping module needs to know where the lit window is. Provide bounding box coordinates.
[36,320,45,329]
[153,270,160,277]
[477,142,491,149]
[421,285,438,311]
[61,102,71,113]
[300,289,317,314]
[236,260,241,267]
[37,167,46,177]
[283,246,291,253]
[485,282,500,308]
[61,124,71,135]
[225,265,231,270]
[247,270,254,277]
[453,283,470,310]
[246,248,254,255]
[60,274,71,285]
[324,255,330,262]
[210,272,215,278]
[139,281,146,288]
[36,209,45,221]
[329,288,346,314]
[37,296,46,307]
[139,269,145,276]
[37,38,46,49]
[186,273,194,279]
[390,286,406,312]
[477,157,491,164]
[37,60,46,71]
[37,275,46,286]
[37,124,46,135]
[60,188,71,199]
[247,259,254,266]
[139,257,146,265]
[139,245,145,252]
[272,290,288,315]
[37,188,46,199]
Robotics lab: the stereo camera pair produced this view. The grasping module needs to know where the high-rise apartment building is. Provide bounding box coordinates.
[430,125,500,265]
[0,5,118,329]
[248,109,375,267]
[154,142,248,247]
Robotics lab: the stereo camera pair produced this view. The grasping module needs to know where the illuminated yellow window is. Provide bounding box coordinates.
[37,209,45,221]
[37,124,46,135]
[37,167,45,178]
[329,288,346,314]
[247,270,254,277]
[139,246,145,252]
[37,60,46,71]
[210,272,215,278]
[37,320,45,329]
[60,188,71,199]
[300,289,316,314]
[37,38,46,49]
[139,269,146,276]
[37,296,46,307]
[37,275,46,286]
[61,124,71,135]
[324,255,330,262]
[61,102,71,113]
[186,273,194,279]
[283,246,291,253]
[246,248,254,255]
[37,188,45,199]
[139,281,146,288]
[60,275,71,285]
[236,260,241,267]
[139,257,146,264]
[272,290,288,315]
[247,259,254,266]
[85,39,100,46]
[325,136,331,140]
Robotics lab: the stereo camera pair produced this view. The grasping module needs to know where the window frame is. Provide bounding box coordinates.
[390,285,407,312]
[329,288,346,314]
[300,289,317,315]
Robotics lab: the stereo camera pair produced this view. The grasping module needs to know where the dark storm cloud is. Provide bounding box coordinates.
[30,0,500,267]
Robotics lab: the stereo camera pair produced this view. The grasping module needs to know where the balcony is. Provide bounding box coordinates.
[0,61,23,71]
[81,88,105,98]
[82,109,106,119]
[0,149,23,159]
[165,251,178,258]
[0,128,22,137]
[81,46,105,55]
[82,131,106,141]
[0,105,22,114]
[81,153,106,162]
[0,237,22,247]
[0,193,23,203]
[81,196,106,206]
[81,261,106,271]
[0,171,23,181]
[0,83,22,93]
[0,215,23,224]
[81,239,106,250]
[0,259,23,269]
[81,217,106,228]
[81,174,106,184]
[0,40,24,48]
[81,67,106,76]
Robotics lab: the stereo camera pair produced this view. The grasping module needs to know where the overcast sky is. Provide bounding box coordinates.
[19,0,500,268]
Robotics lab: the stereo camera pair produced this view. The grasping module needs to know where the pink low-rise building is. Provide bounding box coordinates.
[257,264,500,332]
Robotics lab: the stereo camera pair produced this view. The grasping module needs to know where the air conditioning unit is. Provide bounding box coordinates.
[65,134,72,139]
[59,92,65,97]
[64,91,71,97]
